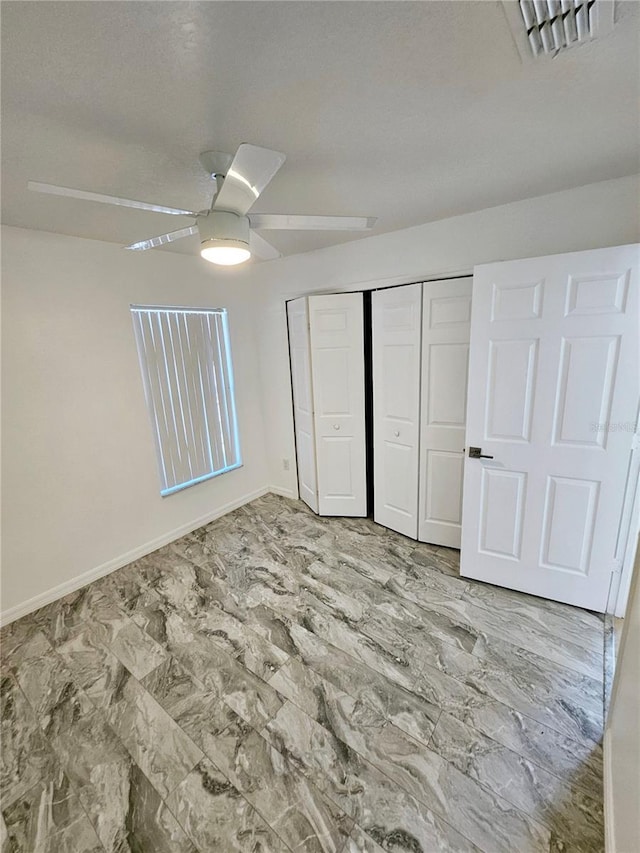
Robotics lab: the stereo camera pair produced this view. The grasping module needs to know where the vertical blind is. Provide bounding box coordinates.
[131,305,241,496]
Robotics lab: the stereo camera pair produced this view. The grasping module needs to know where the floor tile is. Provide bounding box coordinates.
[106,677,203,799]
[445,698,604,801]
[56,622,135,710]
[126,587,175,644]
[92,561,151,607]
[429,709,604,849]
[44,705,132,850]
[201,716,355,852]
[1,629,53,671]
[1,493,605,853]
[0,814,10,853]
[1,769,103,853]
[118,763,198,853]
[343,825,386,853]
[264,700,550,852]
[107,618,169,679]
[141,656,238,753]
[269,652,439,749]
[1,619,41,666]
[12,644,94,732]
[302,557,479,653]
[161,610,285,729]
[166,757,289,852]
[0,673,62,811]
[17,588,102,649]
[462,581,603,647]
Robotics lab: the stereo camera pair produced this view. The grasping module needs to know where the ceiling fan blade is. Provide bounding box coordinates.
[249,230,282,261]
[213,144,286,216]
[248,214,376,231]
[28,181,198,217]
[125,225,198,251]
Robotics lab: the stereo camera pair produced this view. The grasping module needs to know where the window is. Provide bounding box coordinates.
[131,305,241,496]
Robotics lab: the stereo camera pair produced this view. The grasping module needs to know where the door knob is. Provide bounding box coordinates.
[333,424,340,430]
[394,430,400,437]
[468,446,494,459]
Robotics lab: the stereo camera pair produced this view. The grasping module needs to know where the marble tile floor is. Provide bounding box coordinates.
[0,493,607,852]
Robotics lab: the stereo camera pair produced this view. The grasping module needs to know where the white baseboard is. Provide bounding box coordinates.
[267,485,297,499]
[604,727,615,853]
[0,486,281,627]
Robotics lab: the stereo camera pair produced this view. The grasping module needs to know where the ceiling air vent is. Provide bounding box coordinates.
[503,0,615,61]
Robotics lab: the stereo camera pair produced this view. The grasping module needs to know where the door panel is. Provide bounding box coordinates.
[485,339,537,442]
[309,293,366,516]
[428,343,469,426]
[479,468,527,559]
[372,284,422,538]
[539,475,599,574]
[553,335,619,446]
[425,451,464,525]
[316,436,354,498]
[287,298,318,512]
[419,278,472,547]
[383,441,414,514]
[461,244,639,611]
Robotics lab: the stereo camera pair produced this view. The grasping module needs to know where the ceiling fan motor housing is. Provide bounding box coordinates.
[198,210,250,253]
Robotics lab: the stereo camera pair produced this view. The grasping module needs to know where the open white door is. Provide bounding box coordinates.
[372,283,422,538]
[419,278,472,548]
[309,293,366,516]
[287,298,318,512]
[461,244,639,611]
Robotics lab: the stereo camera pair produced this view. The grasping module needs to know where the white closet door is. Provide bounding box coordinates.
[372,283,422,538]
[461,244,639,612]
[287,298,318,512]
[419,278,472,548]
[309,292,366,516]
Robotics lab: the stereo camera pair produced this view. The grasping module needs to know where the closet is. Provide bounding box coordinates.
[288,244,639,612]
[287,278,471,545]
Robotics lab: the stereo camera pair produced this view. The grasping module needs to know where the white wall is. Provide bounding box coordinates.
[1,226,268,619]
[606,536,640,852]
[251,175,640,495]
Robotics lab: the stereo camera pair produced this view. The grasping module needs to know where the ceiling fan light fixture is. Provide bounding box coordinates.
[200,238,251,266]
[29,144,376,262]
[197,210,251,266]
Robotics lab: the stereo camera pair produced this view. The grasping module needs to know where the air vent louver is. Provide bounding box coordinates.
[504,0,615,60]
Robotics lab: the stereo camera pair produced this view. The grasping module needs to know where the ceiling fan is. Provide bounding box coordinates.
[28,144,377,266]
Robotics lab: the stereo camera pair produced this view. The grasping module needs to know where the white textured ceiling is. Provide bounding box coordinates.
[2,1,639,260]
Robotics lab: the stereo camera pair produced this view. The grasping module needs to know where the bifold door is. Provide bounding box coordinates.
[372,284,423,538]
[309,293,367,516]
[419,278,472,548]
[288,293,367,517]
[461,244,639,611]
